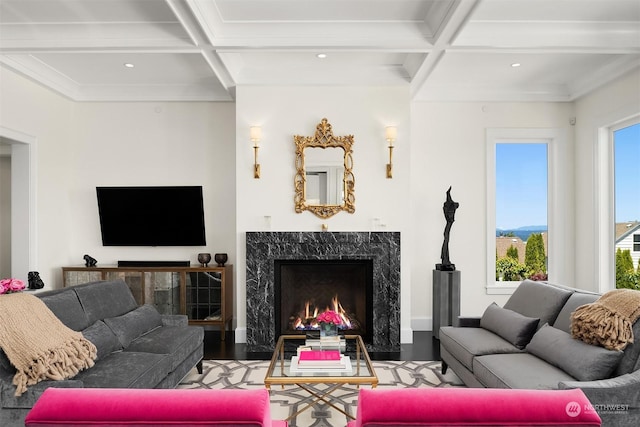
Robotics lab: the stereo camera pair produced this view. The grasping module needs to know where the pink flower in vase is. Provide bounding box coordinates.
[0,278,26,294]
[316,310,342,326]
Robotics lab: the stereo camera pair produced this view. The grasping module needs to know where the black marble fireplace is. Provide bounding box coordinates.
[246,232,400,352]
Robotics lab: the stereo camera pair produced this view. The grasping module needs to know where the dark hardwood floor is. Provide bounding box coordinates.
[203,331,440,361]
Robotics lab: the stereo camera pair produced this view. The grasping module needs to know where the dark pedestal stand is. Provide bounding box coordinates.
[432,269,460,339]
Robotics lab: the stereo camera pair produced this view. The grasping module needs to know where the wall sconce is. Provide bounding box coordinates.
[385,126,397,178]
[250,126,261,178]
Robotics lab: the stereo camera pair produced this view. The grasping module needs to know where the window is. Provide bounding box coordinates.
[486,128,564,295]
[613,121,640,288]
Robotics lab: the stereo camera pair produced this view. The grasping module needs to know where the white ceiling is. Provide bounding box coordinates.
[1,0,639,102]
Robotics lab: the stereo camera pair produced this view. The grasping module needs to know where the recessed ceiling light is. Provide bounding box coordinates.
[316,53,327,59]
[511,63,521,68]
[124,63,135,68]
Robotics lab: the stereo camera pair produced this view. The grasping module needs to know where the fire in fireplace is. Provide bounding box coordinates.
[274,259,373,343]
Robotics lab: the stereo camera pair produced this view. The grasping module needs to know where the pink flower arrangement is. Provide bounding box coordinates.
[0,278,25,295]
[316,310,342,325]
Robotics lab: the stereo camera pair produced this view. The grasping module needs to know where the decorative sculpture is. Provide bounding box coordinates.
[83,254,98,267]
[27,271,45,289]
[437,186,459,271]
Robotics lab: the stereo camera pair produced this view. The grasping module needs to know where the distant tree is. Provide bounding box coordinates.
[506,245,519,260]
[524,233,546,275]
[499,231,516,237]
[616,248,636,289]
[496,257,528,281]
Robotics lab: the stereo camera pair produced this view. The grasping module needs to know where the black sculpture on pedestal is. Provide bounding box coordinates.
[436,186,459,271]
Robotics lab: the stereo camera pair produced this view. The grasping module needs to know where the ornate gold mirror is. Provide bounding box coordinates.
[294,118,355,218]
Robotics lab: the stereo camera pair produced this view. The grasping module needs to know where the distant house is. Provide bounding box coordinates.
[616,222,640,268]
[496,233,548,265]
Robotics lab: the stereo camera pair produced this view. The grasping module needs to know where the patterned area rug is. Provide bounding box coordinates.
[178,360,464,427]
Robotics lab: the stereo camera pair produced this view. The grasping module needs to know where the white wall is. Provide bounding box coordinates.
[0,68,73,286]
[410,102,575,322]
[0,154,10,278]
[0,68,236,288]
[234,85,412,342]
[574,68,640,292]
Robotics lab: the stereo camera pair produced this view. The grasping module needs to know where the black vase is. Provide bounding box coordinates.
[214,253,228,267]
[197,253,212,267]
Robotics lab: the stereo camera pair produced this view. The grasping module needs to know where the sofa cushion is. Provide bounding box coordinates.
[527,324,624,381]
[552,291,600,333]
[125,325,204,371]
[104,304,163,348]
[480,303,539,349]
[25,388,285,427]
[615,319,640,376]
[0,350,12,372]
[473,353,577,389]
[348,388,602,427]
[73,280,138,324]
[73,351,172,389]
[439,326,523,371]
[38,289,90,331]
[504,280,573,328]
[81,320,123,360]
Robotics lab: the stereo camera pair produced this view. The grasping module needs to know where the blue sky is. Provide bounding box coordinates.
[496,143,548,230]
[615,123,640,223]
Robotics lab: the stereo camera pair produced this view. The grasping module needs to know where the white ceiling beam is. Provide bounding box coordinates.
[410,0,482,99]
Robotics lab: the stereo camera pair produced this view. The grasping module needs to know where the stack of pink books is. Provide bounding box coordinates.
[297,350,345,368]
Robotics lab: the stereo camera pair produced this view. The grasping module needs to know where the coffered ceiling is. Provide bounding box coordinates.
[1,0,638,102]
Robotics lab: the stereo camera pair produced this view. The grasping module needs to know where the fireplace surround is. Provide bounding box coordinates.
[246,231,400,352]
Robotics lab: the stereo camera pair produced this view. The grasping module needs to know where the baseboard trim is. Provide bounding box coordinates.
[234,327,246,343]
[411,317,433,331]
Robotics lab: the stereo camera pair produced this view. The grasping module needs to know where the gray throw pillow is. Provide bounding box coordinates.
[82,320,123,360]
[103,304,163,348]
[527,324,624,381]
[481,302,540,349]
[504,280,573,327]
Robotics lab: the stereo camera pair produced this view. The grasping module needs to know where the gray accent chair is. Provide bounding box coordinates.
[439,279,640,427]
[0,279,204,427]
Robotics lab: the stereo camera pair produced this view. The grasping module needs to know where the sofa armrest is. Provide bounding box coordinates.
[457,316,481,327]
[161,314,188,327]
[559,370,640,425]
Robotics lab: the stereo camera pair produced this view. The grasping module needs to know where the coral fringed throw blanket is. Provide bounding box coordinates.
[571,289,640,351]
[0,293,97,396]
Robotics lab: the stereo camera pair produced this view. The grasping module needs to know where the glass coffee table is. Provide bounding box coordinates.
[264,334,378,420]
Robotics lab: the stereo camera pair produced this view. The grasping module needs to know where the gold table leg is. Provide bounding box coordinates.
[284,383,356,421]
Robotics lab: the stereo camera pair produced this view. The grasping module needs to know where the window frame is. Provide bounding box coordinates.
[599,117,640,292]
[486,128,564,295]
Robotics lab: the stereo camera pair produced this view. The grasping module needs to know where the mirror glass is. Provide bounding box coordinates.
[304,147,345,205]
[294,118,355,219]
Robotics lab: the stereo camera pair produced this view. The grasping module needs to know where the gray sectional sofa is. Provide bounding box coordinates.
[0,279,204,427]
[439,279,640,427]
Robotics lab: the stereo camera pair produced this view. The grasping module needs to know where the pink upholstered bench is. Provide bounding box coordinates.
[347,388,601,427]
[25,388,287,426]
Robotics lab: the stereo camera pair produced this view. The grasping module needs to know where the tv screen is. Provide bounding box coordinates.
[96,186,206,246]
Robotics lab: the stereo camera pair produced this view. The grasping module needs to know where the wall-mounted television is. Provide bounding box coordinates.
[96,186,206,246]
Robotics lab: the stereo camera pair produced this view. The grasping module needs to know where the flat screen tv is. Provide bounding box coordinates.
[96,186,206,246]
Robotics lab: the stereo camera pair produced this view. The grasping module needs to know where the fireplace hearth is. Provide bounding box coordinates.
[275,259,373,343]
[246,232,400,352]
